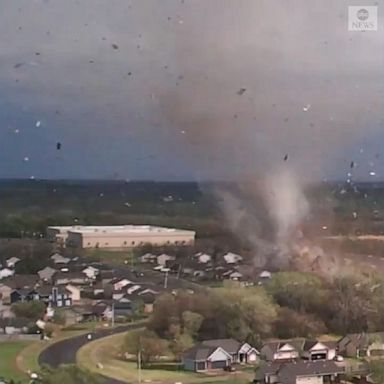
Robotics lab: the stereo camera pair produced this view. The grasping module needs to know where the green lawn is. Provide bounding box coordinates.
[77,331,254,384]
[0,340,32,381]
[83,249,135,266]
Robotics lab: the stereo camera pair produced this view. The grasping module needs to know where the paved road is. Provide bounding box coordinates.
[39,322,144,384]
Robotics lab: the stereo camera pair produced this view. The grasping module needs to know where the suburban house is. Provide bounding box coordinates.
[194,253,212,264]
[139,253,157,263]
[50,253,71,264]
[228,271,243,281]
[38,266,57,281]
[6,257,21,268]
[338,332,384,358]
[254,360,344,384]
[82,266,99,279]
[9,285,72,307]
[223,252,243,264]
[157,254,176,266]
[201,339,259,364]
[302,340,337,361]
[35,286,72,307]
[0,268,15,279]
[111,278,134,291]
[259,270,272,279]
[261,341,300,362]
[113,300,133,318]
[182,338,259,371]
[10,288,40,303]
[182,344,232,371]
[65,284,81,301]
[54,271,89,285]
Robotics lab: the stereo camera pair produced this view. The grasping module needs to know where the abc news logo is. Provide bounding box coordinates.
[348,6,378,31]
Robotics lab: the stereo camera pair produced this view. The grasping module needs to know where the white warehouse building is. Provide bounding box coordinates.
[47,225,195,249]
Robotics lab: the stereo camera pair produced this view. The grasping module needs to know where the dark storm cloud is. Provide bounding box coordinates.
[0,0,383,180]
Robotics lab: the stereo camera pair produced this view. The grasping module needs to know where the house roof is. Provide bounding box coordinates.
[201,339,242,354]
[13,288,36,296]
[303,340,324,351]
[3,274,39,289]
[55,271,87,280]
[6,257,20,264]
[38,266,57,276]
[277,361,344,384]
[262,339,304,353]
[35,285,68,296]
[255,362,282,380]
[51,253,71,264]
[183,344,225,361]
[341,332,384,349]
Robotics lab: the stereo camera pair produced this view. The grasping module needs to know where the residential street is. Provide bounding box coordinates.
[39,322,144,384]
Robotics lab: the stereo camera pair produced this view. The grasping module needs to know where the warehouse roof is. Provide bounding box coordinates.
[48,225,195,235]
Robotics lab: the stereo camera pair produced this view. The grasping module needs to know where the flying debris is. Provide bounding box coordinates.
[237,88,246,95]
[35,121,41,127]
[56,142,61,150]
[370,171,376,176]
[353,212,358,219]
[350,161,355,169]
[284,154,288,161]
[14,129,20,134]
[302,104,311,112]
[14,62,24,69]
[181,130,186,134]
[111,44,119,50]
[23,156,29,162]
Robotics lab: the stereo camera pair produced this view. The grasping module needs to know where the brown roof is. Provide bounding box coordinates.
[3,274,39,289]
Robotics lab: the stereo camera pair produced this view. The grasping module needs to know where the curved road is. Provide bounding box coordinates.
[39,323,144,384]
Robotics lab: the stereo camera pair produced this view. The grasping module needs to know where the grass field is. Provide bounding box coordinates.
[17,328,97,375]
[77,331,253,384]
[0,340,32,381]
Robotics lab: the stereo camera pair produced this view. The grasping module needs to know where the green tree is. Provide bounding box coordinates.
[123,329,168,367]
[266,271,328,314]
[12,301,46,320]
[170,333,194,360]
[181,311,203,337]
[274,307,326,339]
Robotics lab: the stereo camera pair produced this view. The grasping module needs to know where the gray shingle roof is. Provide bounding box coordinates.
[183,344,218,361]
[278,361,344,384]
[201,339,241,354]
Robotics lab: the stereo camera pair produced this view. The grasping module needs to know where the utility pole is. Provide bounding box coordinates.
[176,264,182,280]
[164,270,168,289]
[138,337,142,384]
[111,302,115,328]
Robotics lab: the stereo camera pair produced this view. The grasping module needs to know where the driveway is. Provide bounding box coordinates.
[39,322,144,383]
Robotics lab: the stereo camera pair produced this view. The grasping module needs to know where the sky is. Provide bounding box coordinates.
[0,0,383,181]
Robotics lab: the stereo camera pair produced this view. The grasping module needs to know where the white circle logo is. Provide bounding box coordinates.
[357,8,369,21]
